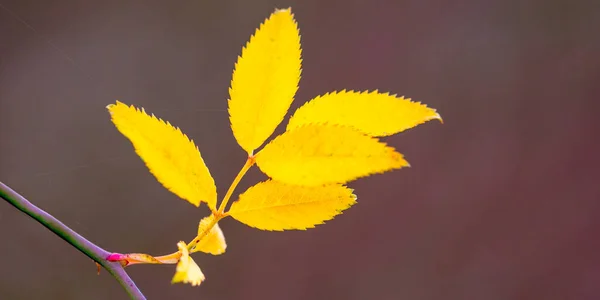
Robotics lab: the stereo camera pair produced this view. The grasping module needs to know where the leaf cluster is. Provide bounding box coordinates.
[106,8,441,286]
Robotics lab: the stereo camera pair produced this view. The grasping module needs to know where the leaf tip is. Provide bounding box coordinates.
[389,148,411,169]
[274,7,292,14]
[106,100,122,114]
[433,112,444,124]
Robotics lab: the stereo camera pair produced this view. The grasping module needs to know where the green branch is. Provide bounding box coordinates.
[0,181,146,300]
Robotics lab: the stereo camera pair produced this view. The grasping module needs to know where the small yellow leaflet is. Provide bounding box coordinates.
[172,242,205,286]
[229,180,356,231]
[228,8,302,154]
[191,215,227,255]
[255,124,409,185]
[287,90,442,136]
[107,101,217,210]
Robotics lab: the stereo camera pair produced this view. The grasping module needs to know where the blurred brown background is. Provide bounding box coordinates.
[1,0,599,299]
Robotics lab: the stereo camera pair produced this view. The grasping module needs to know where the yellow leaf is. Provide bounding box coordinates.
[107,101,217,210]
[255,124,409,185]
[229,180,356,231]
[287,90,442,136]
[228,8,302,154]
[172,242,205,286]
[191,215,227,255]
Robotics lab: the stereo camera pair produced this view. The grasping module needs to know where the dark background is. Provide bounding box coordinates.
[1,0,599,299]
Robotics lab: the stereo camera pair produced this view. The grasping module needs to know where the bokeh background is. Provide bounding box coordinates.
[1,0,599,299]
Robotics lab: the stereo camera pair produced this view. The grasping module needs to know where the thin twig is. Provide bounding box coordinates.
[0,181,146,300]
